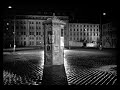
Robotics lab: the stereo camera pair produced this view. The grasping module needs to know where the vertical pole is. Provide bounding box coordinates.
[99,10,102,50]
[13,16,16,52]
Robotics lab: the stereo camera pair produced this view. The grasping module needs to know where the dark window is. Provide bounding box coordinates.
[30,32,31,35]
[32,32,34,35]
[16,26,19,29]
[24,41,26,46]
[36,32,38,35]
[24,32,26,35]
[61,29,64,36]
[24,26,26,29]
[36,26,38,29]
[32,41,34,45]
[21,26,23,29]
[21,32,23,35]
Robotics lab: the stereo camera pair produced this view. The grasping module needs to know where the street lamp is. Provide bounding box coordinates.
[99,10,106,50]
[8,6,16,52]
[8,6,12,9]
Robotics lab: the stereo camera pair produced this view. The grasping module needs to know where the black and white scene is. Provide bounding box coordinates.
[2,1,118,85]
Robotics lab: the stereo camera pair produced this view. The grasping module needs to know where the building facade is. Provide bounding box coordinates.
[3,15,69,48]
[67,23,100,47]
[102,22,117,48]
[4,15,117,49]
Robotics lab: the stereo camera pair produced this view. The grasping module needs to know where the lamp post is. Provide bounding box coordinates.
[99,10,106,50]
[8,6,16,52]
[13,16,16,52]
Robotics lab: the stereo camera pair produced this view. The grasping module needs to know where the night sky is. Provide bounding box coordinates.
[2,1,118,24]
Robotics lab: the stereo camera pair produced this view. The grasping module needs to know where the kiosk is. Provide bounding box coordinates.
[43,15,66,66]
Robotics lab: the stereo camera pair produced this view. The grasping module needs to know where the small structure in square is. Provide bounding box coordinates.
[43,13,66,66]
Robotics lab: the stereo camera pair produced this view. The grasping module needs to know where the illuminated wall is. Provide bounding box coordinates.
[68,23,100,46]
[3,15,68,48]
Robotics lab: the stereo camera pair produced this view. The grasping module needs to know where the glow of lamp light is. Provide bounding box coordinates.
[103,13,106,15]
[8,6,12,9]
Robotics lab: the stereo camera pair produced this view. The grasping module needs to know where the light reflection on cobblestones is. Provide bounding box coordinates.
[64,49,117,85]
[3,50,44,85]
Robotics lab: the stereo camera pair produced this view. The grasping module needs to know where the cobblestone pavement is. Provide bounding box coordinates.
[3,49,117,85]
[64,50,117,85]
[3,50,44,85]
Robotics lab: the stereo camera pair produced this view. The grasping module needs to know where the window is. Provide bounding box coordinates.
[36,37,38,40]
[24,26,26,29]
[36,41,41,45]
[61,29,64,36]
[21,32,23,35]
[24,32,26,35]
[32,41,34,45]
[39,37,41,40]
[20,21,23,24]
[24,41,26,46]
[24,21,26,24]
[39,32,41,35]
[36,32,38,35]
[87,33,89,36]
[29,32,31,35]
[32,32,34,35]
[16,26,19,29]
[21,26,23,29]
[30,41,31,45]
[36,26,38,29]
[16,21,19,24]
[29,26,31,29]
